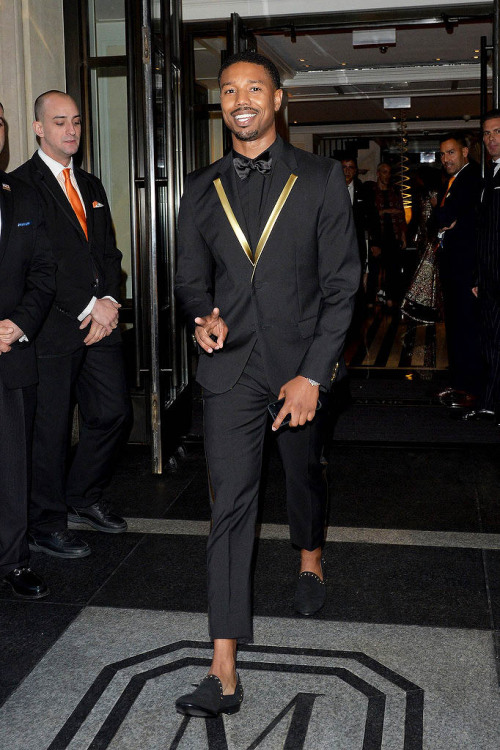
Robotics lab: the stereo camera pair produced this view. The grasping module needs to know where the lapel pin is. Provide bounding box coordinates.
[2,183,11,191]
[92,201,104,208]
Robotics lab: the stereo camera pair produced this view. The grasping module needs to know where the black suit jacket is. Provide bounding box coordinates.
[477,163,500,292]
[12,152,122,355]
[350,178,376,269]
[175,138,360,395]
[0,172,55,388]
[435,160,482,283]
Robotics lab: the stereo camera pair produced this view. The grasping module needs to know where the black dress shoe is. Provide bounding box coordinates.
[435,386,455,399]
[440,391,476,409]
[68,501,127,533]
[294,560,326,616]
[28,529,91,558]
[2,567,49,599]
[175,674,243,718]
[459,408,494,422]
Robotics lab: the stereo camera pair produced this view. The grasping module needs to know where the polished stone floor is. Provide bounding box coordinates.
[1,372,500,749]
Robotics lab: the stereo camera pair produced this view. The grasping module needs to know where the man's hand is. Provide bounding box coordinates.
[81,317,110,346]
[439,219,457,233]
[88,297,121,333]
[371,246,382,258]
[472,286,479,298]
[0,319,24,345]
[272,376,320,431]
[194,307,228,353]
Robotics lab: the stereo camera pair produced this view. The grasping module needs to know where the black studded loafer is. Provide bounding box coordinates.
[2,567,49,599]
[175,674,243,718]
[28,529,91,558]
[68,501,127,533]
[294,560,326,616]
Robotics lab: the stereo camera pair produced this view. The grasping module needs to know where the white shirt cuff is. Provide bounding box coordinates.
[77,295,118,322]
[78,297,97,321]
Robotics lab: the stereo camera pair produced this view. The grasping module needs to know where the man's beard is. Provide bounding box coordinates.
[232,128,259,142]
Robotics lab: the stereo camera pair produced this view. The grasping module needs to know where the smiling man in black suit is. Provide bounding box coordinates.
[174,51,360,717]
[13,91,131,560]
[0,102,55,598]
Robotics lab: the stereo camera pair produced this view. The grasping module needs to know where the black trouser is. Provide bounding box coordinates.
[440,272,483,394]
[29,344,131,533]
[203,342,328,643]
[0,382,36,576]
[478,288,500,410]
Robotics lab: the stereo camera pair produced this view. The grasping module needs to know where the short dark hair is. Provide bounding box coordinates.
[0,102,3,110]
[34,90,69,121]
[439,132,467,149]
[218,50,281,90]
[482,109,500,128]
[340,154,358,168]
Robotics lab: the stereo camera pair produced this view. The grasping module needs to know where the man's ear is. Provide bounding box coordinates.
[33,120,43,138]
[274,88,283,112]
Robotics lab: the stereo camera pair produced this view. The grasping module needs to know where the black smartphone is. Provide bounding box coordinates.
[267,397,321,428]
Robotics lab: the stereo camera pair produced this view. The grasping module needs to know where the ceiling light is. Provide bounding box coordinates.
[475,49,480,53]
[341,62,346,66]
[473,55,479,59]
[384,96,411,109]
[299,58,305,62]
[352,28,396,47]
[435,58,441,61]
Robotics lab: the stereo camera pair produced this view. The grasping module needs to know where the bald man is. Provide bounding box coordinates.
[13,91,131,560]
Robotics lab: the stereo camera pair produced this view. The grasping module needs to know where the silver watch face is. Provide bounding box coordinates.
[308,378,320,387]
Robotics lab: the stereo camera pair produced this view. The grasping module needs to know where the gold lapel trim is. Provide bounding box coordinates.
[254,174,298,268]
[213,178,253,264]
[213,174,298,275]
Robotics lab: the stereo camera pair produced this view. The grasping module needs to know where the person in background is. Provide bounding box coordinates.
[434,133,482,412]
[365,162,407,310]
[13,91,131,560]
[462,110,500,423]
[0,101,55,598]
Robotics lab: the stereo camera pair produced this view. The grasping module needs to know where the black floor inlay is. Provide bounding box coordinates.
[6,532,145,606]
[87,534,491,629]
[89,534,208,612]
[0,602,81,707]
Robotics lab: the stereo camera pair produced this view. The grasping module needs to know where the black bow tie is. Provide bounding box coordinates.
[233,152,272,180]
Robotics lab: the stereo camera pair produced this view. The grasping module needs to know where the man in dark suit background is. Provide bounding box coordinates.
[342,156,369,280]
[434,134,483,411]
[13,91,131,560]
[466,110,500,422]
[174,51,360,717]
[0,102,55,598]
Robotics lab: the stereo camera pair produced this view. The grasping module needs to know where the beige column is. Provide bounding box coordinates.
[0,0,65,170]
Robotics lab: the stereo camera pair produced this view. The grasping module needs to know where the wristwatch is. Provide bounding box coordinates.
[307,378,320,387]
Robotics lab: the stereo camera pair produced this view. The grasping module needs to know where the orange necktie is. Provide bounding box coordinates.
[439,175,456,207]
[63,168,88,239]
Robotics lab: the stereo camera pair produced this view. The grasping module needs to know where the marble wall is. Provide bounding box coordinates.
[0,0,65,170]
